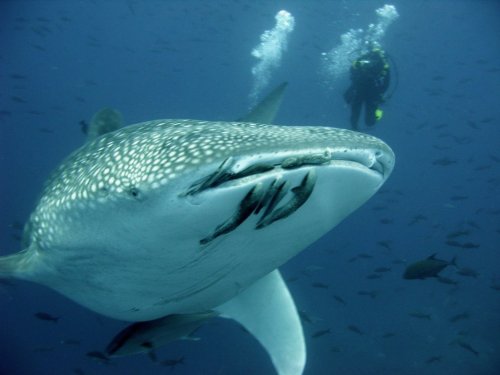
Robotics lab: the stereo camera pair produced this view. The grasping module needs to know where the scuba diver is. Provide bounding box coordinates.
[343,46,390,130]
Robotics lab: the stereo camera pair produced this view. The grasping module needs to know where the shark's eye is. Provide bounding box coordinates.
[97,186,109,197]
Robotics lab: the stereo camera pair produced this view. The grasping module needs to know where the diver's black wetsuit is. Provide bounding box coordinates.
[344,49,390,130]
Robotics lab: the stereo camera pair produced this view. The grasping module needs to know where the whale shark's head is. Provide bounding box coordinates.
[20,119,394,322]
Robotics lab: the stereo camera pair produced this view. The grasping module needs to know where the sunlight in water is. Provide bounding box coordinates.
[320,4,399,89]
[249,10,295,107]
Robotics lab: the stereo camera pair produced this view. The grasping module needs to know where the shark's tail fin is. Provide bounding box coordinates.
[0,250,31,279]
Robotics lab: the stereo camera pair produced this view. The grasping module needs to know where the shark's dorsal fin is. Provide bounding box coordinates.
[216,270,305,375]
[239,82,288,124]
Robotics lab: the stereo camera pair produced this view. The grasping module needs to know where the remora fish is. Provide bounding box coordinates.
[106,311,216,356]
[403,254,457,280]
[0,83,394,375]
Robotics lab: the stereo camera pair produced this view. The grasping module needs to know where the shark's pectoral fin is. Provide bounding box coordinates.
[216,270,305,375]
[86,107,123,140]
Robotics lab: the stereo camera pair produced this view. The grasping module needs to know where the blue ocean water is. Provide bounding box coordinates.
[1,1,499,374]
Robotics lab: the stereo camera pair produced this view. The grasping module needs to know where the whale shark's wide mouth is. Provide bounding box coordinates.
[183,147,393,197]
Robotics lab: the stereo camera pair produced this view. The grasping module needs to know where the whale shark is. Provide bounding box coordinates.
[0,84,394,374]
